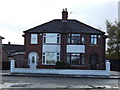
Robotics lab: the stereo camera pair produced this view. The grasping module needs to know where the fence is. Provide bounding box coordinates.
[10,60,110,76]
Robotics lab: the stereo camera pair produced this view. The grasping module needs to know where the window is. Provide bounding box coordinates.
[81,35,85,44]
[71,53,80,65]
[31,34,38,44]
[43,33,60,44]
[67,53,80,65]
[67,53,85,65]
[42,52,60,65]
[81,54,85,65]
[32,56,35,63]
[67,34,85,44]
[91,35,98,45]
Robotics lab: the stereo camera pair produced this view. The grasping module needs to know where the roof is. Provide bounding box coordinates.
[2,44,24,56]
[24,19,105,34]
[0,36,4,39]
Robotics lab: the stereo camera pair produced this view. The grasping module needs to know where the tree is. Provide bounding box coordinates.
[106,20,120,59]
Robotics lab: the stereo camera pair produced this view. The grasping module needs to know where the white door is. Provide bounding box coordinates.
[28,52,38,69]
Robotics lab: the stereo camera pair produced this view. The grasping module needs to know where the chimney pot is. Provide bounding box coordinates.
[8,42,11,45]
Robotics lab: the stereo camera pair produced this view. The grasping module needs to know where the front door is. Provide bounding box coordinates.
[28,52,38,69]
[89,54,98,70]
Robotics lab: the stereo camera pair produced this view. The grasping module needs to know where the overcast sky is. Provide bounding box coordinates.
[0,0,119,45]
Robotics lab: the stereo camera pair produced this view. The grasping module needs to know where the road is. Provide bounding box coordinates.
[1,76,119,89]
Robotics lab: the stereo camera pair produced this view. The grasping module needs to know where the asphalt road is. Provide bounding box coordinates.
[1,76,120,89]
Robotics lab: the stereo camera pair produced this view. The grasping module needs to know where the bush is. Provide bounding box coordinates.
[55,61,69,69]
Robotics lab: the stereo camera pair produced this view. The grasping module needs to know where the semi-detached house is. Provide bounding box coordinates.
[23,9,107,70]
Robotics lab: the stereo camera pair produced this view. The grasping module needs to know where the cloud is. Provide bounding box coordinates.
[0,0,119,44]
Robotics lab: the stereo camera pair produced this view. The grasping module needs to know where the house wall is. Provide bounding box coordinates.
[2,50,25,69]
[2,50,8,62]
[24,33,106,70]
[2,50,10,70]
[85,34,105,70]
[13,54,26,68]
[24,33,42,68]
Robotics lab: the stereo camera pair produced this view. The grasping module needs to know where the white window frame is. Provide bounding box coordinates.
[43,33,60,44]
[42,52,60,65]
[90,35,97,45]
[31,34,38,44]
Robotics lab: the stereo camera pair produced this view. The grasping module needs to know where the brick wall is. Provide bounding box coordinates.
[24,33,106,69]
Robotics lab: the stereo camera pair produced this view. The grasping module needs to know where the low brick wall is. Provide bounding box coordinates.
[10,60,110,76]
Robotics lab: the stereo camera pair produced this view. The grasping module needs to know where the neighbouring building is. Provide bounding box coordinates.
[0,36,4,69]
[23,9,107,70]
[118,1,120,22]
[2,42,25,69]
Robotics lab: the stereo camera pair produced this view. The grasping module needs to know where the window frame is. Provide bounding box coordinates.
[43,33,60,44]
[90,35,98,45]
[31,34,38,44]
[67,34,85,44]
[42,52,60,65]
[67,53,85,65]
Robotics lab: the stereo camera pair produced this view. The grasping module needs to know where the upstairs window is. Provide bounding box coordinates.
[31,34,38,44]
[67,34,85,44]
[90,35,98,45]
[43,33,60,44]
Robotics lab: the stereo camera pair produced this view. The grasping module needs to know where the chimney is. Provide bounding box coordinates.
[62,8,68,20]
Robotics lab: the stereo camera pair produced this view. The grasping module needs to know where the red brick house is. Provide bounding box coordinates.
[23,9,106,70]
[2,42,25,69]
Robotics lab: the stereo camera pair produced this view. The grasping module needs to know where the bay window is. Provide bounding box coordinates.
[42,52,60,65]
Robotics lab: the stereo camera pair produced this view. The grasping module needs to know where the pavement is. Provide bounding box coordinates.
[1,70,120,79]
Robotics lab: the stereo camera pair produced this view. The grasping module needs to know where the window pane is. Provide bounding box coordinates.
[67,54,70,64]
[71,54,80,65]
[67,37,70,43]
[31,34,38,44]
[81,36,85,44]
[81,54,85,65]
[71,34,80,36]
[71,37,80,43]
[44,33,60,43]
[91,38,97,44]
[46,53,56,64]
[44,53,60,65]
[31,39,38,44]
[67,34,80,44]
[32,56,35,63]
[91,35,97,37]
[43,56,45,64]
[31,34,37,38]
